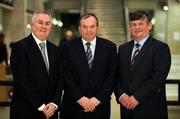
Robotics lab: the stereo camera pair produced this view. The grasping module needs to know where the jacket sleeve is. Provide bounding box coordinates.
[133,43,171,103]
[61,43,84,103]
[10,43,44,109]
[95,43,117,103]
[51,47,64,106]
[114,46,126,103]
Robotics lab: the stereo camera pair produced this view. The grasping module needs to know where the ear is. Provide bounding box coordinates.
[128,24,131,32]
[78,25,81,31]
[29,21,33,28]
[97,26,100,33]
[148,22,153,30]
[78,26,81,36]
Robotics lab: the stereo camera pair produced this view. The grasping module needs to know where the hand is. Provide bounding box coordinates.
[90,97,100,107]
[128,96,139,110]
[84,97,101,112]
[119,93,130,109]
[78,96,95,112]
[120,94,139,110]
[42,103,57,119]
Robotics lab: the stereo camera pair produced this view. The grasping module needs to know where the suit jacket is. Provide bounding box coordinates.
[60,37,117,119]
[0,43,8,64]
[115,36,171,119]
[10,34,63,119]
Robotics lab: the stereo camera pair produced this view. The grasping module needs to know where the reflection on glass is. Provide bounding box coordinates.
[166,84,178,101]
[0,85,12,102]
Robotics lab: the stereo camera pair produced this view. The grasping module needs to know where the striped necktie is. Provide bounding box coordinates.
[86,43,93,69]
[131,43,140,65]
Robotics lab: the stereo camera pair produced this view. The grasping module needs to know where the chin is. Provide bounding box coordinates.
[134,34,142,38]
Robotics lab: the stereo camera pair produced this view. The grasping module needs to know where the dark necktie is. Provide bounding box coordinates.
[131,43,140,65]
[86,43,93,69]
[39,42,49,73]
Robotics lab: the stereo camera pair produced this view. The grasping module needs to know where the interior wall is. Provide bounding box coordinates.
[167,0,180,54]
[127,0,167,42]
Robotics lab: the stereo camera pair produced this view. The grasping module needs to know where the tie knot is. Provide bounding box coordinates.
[86,42,91,47]
[39,42,45,48]
[135,43,140,48]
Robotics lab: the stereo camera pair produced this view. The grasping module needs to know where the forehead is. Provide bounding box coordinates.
[130,18,148,24]
[80,16,97,25]
[35,13,51,21]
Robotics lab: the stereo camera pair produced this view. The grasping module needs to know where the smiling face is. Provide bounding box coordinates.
[79,16,98,42]
[129,18,152,41]
[30,13,52,41]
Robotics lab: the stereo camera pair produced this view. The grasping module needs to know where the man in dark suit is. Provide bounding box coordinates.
[59,30,74,47]
[60,13,117,119]
[0,33,8,65]
[115,11,171,119]
[10,11,63,119]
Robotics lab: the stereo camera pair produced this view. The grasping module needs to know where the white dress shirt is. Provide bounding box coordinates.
[119,35,149,102]
[32,33,49,67]
[82,37,96,59]
[31,33,57,111]
[131,35,149,59]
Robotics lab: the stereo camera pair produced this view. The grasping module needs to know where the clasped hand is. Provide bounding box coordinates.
[120,94,139,110]
[42,103,57,119]
[78,96,101,112]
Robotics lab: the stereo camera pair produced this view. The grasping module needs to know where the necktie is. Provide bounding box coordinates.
[86,43,93,69]
[131,43,140,65]
[39,42,49,73]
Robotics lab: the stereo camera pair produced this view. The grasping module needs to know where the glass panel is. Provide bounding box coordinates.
[0,85,12,103]
[0,72,12,105]
[167,55,180,80]
[0,8,2,32]
[166,84,178,101]
[27,0,34,12]
[0,0,13,5]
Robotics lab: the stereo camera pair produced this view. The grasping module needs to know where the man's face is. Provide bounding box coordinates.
[30,13,52,41]
[129,18,152,41]
[79,16,98,42]
[65,31,73,41]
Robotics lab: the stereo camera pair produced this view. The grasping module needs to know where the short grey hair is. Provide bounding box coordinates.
[31,10,52,22]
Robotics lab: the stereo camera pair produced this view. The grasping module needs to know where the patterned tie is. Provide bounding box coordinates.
[86,43,93,69]
[131,43,140,65]
[39,42,49,73]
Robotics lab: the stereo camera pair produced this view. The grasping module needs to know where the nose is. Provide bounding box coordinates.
[42,23,46,28]
[41,23,46,28]
[86,27,91,32]
[135,24,140,29]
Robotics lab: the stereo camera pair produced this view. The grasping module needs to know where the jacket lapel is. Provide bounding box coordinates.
[77,37,90,71]
[130,37,153,75]
[90,37,101,72]
[47,41,53,76]
[126,41,134,73]
[28,34,49,76]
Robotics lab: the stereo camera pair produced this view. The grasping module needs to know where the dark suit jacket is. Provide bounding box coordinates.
[115,36,171,119]
[60,37,117,119]
[0,43,8,64]
[10,34,63,119]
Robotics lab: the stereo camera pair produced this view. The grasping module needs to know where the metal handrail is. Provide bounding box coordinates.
[0,79,180,106]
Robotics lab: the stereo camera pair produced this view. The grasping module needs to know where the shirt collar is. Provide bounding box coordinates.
[32,33,47,46]
[134,35,149,46]
[82,37,96,46]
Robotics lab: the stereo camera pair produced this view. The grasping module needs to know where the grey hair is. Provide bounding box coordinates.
[31,10,52,22]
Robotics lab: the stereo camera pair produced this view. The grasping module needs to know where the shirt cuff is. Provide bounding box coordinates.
[38,104,45,111]
[119,93,125,102]
[50,102,58,110]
